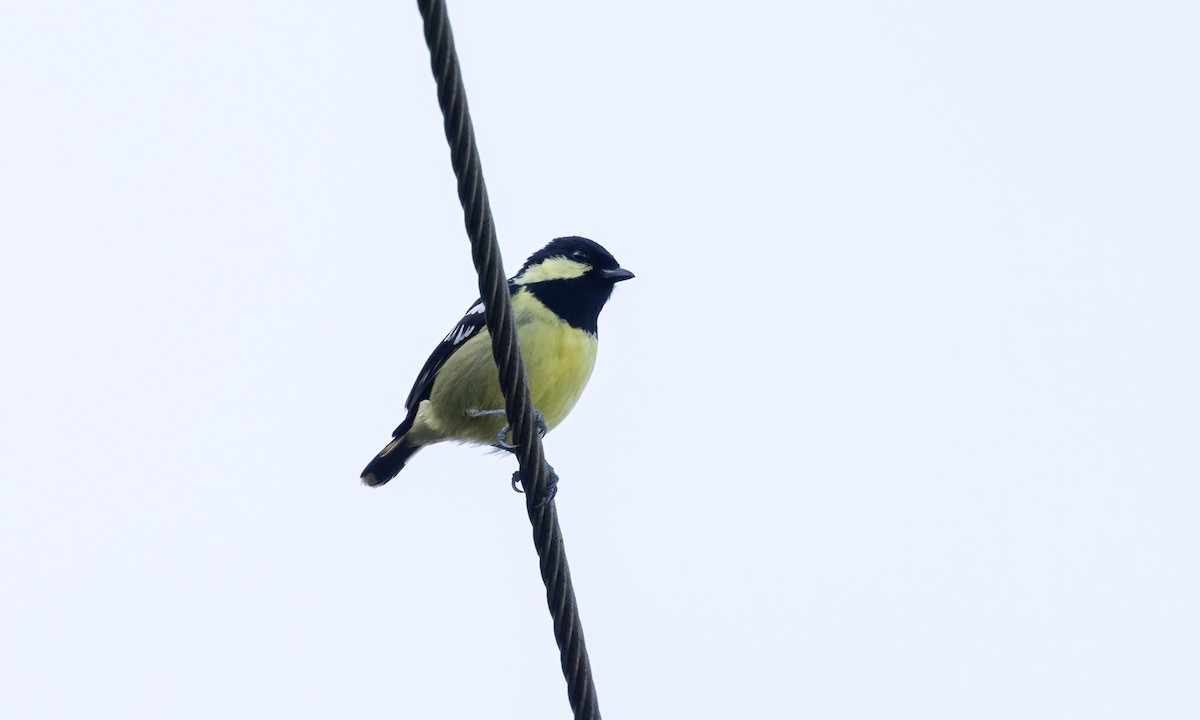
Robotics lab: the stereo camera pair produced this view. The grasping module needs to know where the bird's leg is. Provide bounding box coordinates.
[467,409,507,419]
[511,462,559,507]
[471,407,553,502]
[477,408,547,451]
[467,408,515,448]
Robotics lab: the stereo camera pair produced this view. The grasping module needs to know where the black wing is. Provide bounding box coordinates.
[390,284,520,438]
[402,297,489,415]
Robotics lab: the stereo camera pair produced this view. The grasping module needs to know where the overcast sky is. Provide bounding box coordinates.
[2,1,1198,718]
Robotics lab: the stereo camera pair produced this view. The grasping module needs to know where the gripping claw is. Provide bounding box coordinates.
[511,463,559,507]
[496,408,548,451]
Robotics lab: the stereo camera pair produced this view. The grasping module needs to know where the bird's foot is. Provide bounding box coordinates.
[495,408,548,451]
[511,462,559,507]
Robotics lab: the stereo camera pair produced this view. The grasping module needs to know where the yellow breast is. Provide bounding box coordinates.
[514,291,598,430]
[421,289,598,444]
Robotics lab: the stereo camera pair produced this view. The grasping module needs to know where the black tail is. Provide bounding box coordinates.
[360,437,420,487]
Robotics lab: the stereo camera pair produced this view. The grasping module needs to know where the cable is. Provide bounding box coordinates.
[414,2,601,717]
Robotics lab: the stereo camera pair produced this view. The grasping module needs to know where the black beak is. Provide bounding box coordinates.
[598,267,635,283]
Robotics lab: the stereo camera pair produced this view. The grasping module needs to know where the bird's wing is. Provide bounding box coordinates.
[402,297,490,412]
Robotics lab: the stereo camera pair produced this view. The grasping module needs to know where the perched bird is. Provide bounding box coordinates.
[361,236,634,488]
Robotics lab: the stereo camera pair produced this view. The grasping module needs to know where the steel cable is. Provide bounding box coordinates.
[414,1,601,717]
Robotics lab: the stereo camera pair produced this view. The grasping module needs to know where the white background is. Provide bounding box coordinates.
[2,1,1197,718]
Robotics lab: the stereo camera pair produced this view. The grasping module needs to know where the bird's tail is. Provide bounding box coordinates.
[361,435,421,487]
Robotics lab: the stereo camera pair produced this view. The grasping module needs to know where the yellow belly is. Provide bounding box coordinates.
[416,291,599,445]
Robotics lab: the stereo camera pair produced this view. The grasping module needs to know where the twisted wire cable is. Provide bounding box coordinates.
[415,1,601,717]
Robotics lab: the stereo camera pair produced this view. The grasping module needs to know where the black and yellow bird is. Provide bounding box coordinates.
[361,236,633,488]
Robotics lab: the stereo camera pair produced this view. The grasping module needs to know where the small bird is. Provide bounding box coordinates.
[361,236,634,489]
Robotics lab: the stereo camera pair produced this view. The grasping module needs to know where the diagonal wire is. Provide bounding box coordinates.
[414,1,601,717]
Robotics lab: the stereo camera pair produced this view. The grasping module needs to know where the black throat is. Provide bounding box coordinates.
[524,277,613,335]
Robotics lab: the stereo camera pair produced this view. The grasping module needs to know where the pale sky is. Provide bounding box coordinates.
[2,1,1198,718]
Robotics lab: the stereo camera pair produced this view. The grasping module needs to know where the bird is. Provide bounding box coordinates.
[360,236,634,490]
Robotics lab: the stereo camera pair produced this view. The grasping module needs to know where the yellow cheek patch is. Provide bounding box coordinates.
[515,257,589,285]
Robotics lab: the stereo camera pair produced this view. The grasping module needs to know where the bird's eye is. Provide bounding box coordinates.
[571,250,590,263]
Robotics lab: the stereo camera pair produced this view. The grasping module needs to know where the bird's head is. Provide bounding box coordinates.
[514,236,634,286]
[513,236,633,333]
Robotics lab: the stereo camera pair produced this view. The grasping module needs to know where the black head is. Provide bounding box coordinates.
[512,236,633,334]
